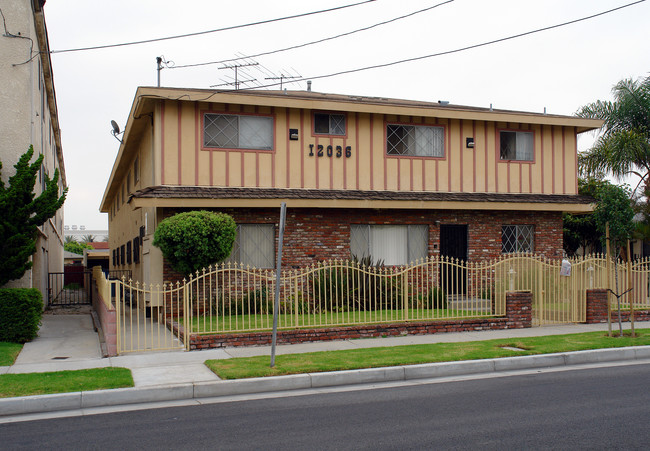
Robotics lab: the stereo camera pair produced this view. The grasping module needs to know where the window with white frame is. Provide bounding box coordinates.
[500,130,533,161]
[387,124,444,157]
[204,113,273,150]
[227,224,275,268]
[350,225,428,266]
[314,113,346,135]
[502,225,534,253]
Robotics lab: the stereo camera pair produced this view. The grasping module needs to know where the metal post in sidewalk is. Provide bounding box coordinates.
[271,202,287,367]
[627,240,635,337]
[606,223,612,336]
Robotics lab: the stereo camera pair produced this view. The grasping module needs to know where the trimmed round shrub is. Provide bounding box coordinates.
[153,211,237,277]
[0,288,43,343]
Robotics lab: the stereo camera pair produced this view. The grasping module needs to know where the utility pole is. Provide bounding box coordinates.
[270,202,287,368]
[156,56,163,87]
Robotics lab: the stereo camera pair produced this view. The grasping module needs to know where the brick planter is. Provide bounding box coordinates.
[91,282,117,356]
[586,288,650,323]
[179,291,533,350]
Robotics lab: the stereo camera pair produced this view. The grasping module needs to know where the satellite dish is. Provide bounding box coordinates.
[110,120,123,143]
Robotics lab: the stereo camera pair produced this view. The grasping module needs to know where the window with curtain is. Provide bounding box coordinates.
[499,130,534,161]
[387,124,444,157]
[350,225,428,265]
[227,224,275,268]
[204,113,273,150]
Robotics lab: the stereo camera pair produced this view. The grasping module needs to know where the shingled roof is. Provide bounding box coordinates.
[130,186,593,205]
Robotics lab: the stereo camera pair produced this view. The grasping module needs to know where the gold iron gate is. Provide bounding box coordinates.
[114,278,187,354]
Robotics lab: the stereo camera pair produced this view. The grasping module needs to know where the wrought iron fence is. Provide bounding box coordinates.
[48,269,92,305]
[100,254,650,353]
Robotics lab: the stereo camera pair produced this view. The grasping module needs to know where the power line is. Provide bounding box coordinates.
[132,0,646,112]
[267,0,647,90]
[48,0,376,54]
[170,0,454,70]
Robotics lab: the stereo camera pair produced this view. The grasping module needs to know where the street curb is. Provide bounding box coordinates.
[2,346,650,417]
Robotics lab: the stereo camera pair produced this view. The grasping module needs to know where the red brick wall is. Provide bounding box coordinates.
[184,291,532,349]
[91,279,117,356]
[161,207,563,283]
[586,288,650,323]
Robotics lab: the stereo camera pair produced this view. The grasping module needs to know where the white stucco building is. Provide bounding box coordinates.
[0,0,67,304]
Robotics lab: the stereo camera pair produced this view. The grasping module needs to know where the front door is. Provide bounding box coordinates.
[440,225,468,295]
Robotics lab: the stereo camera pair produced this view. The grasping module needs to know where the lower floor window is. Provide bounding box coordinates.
[227,224,275,268]
[350,224,428,266]
[502,225,534,253]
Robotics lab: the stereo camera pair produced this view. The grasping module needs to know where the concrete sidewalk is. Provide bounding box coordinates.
[2,312,650,417]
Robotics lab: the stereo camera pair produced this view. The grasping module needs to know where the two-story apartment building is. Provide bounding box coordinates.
[0,0,66,303]
[100,87,600,287]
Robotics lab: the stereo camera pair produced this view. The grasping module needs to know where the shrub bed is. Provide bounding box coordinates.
[0,288,43,343]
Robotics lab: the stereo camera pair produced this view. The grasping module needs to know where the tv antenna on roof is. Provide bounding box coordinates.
[212,62,259,90]
[265,72,301,90]
[110,120,123,143]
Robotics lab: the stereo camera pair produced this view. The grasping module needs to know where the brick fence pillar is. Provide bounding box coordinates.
[91,280,118,357]
[586,288,608,323]
[506,291,532,329]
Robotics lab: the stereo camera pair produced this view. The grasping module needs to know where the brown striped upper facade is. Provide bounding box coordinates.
[101,87,600,214]
[101,87,601,283]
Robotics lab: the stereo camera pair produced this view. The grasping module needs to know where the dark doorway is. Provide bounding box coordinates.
[439,224,468,295]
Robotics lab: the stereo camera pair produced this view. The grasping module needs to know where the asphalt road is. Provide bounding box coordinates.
[3,363,650,450]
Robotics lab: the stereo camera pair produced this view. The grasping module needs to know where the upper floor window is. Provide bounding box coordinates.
[204,113,273,150]
[314,113,345,136]
[500,130,533,161]
[387,124,444,157]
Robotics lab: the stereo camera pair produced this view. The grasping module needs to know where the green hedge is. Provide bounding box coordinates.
[0,288,43,343]
[153,210,237,277]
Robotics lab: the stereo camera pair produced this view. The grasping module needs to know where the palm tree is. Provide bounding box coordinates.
[577,75,650,195]
[64,235,77,244]
[81,234,96,243]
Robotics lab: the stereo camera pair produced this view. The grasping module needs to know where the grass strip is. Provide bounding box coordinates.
[0,342,23,366]
[0,368,133,398]
[206,329,650,379]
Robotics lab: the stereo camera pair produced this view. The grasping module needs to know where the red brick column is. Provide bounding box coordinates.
[91,280,118,356]
[586,289,609,323]
[506,291,532,329]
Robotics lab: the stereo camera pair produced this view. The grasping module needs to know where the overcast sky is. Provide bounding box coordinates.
[43,0,650,230]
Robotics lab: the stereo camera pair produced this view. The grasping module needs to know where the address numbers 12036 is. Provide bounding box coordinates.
[308,144,352,158]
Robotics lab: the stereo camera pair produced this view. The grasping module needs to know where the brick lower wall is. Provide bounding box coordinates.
[182,291,532,350]
[91,282,117,356]
[586,288,650,323]
[161,207,563,285]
